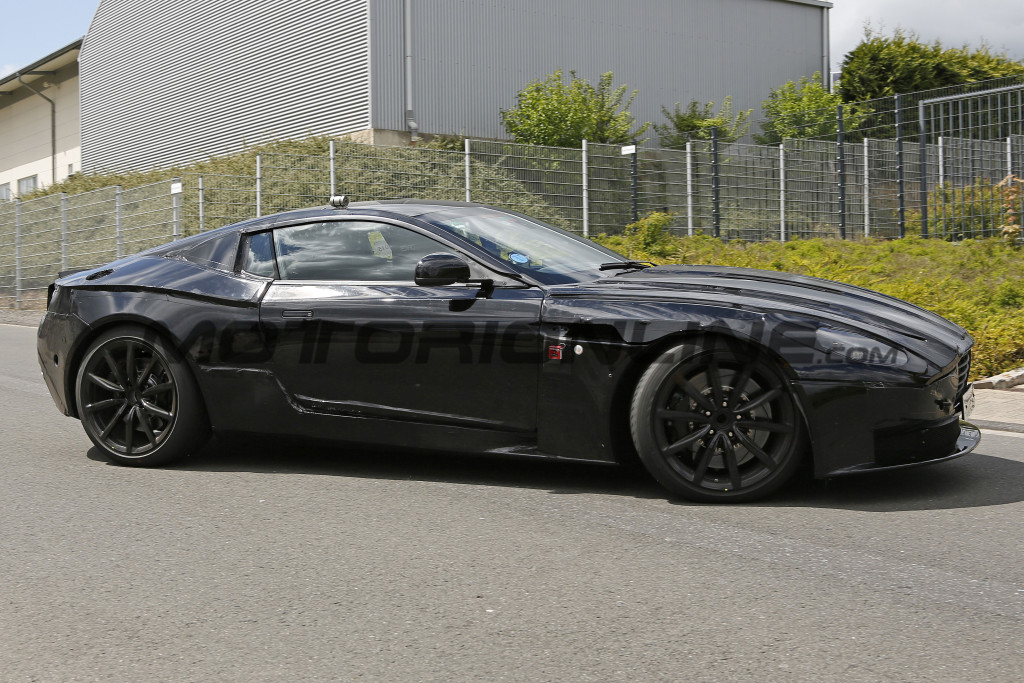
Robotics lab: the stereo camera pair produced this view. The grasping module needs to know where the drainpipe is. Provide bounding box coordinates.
[17,71,57,187]
[403,0,420,142]
[821,6,831,89]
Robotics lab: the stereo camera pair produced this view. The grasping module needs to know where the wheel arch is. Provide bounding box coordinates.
[607,329,811,468]
[65,314,203,420]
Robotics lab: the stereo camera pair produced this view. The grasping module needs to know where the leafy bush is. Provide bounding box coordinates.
[839,28,1024,104]
[500,70,648,147]
[600,211,677,259]
[655,98,751,147]
[907,175,1023,241]
[754,73,871,144]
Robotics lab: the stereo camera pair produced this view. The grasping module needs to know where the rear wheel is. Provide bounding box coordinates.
[75,325,208,466]
[630,339,804,502]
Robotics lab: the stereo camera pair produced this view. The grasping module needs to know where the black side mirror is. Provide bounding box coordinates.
[415,253,471,286]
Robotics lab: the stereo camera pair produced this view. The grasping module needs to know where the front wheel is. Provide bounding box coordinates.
[75,325,209,466]
[630,339,804,503]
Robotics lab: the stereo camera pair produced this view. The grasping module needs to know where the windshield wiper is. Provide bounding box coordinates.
[599,261,655,271]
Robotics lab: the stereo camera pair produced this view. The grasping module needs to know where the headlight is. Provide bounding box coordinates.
[814,327,909,367]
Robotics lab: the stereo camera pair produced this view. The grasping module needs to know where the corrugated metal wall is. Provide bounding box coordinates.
[371,0,829,139]
[79,0,828,172]
[80,0,371,173]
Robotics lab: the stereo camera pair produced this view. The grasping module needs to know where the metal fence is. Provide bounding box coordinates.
[2,130,1022,309]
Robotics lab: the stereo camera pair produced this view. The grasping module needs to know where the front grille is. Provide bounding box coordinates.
[956,350,972,407]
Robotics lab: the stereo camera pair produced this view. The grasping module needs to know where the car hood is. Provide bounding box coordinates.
[547,265,971,366]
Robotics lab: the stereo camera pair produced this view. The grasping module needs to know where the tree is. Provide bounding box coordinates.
[654,97,752,147]
[754,73,869,144]
[500,69,648,147]
[839,28,1024,103]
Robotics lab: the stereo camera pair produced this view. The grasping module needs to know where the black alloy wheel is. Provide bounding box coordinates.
[75,325,208,466]
[630,339,804,502]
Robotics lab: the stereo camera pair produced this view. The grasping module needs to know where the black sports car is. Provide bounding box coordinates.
[38,198,980,502]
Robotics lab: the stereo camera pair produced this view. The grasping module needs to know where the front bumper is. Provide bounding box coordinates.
[828,421,981,475]
[799,374,979,478]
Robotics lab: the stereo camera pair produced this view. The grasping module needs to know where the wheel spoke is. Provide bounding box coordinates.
[735,430,778,470]
[124,341,137,388]
[736,419,792,434]
[137,408,158,449]
[102,349,128,389]
[728,363,754,410]
[663,424,712,456]
[124,408,135,456]
[692,435,719,486]
[136,356,158,388]
[98,403,129,440]
[706,357,724,405]
[140,382,174,398]
[140,400,173,421]
[670,372,715,412]
[738,387,782,414]
[722,438,742,490]
[83,398,123,413]
[88,372,124,394]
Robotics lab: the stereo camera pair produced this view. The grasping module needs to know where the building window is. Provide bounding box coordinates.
[0,183,10,202]
[18,175,38,195]
[68,163,74,176]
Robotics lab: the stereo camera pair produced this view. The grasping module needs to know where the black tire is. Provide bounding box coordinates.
[630,338,804,503]
[75,325,209,466]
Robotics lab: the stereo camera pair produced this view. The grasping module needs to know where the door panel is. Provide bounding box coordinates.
[259,282,544,435]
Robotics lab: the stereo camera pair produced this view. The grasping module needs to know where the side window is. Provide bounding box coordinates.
[272,221,448,282]
[243,232,277,277]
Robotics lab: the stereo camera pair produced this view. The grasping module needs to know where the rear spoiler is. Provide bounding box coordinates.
[57,268,90,279]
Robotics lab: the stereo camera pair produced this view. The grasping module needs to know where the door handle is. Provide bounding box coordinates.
[282,310,315,318]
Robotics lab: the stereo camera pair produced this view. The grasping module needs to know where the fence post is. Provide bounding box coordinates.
[464,138,471,203]
[171,177,182,239]
[685,140,694,237]
[60,192,68,270]
[779,143,786,242]
[14,199,21,310]
[581,139,590,237]
[863,138,871,237]
[917,100,929,237]
[711,127,721,238]
[329,139,336,197]
[938,136,945,187]
[1009,137,1014,178]
[895,94,906,238]
[115,186,123,258]
[198,175,205,233]
[255,153,262,217]
[837,106,847,239]
[937,136,946,240]
[630,140,639,223]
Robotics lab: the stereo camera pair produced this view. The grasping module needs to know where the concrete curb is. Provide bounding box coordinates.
[971,419,1024,434]
[974,367,1024,390]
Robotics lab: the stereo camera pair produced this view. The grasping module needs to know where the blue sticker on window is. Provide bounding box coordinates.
[509,252,529,264]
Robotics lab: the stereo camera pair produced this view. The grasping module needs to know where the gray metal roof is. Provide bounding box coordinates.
[0,38,83,97]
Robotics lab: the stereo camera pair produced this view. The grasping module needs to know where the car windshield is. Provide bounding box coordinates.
[418,207,625,284]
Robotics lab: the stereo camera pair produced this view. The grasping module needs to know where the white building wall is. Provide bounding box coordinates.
[0,68,82,197]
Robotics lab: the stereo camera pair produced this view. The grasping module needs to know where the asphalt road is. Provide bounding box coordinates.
[2,321,1024,682]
